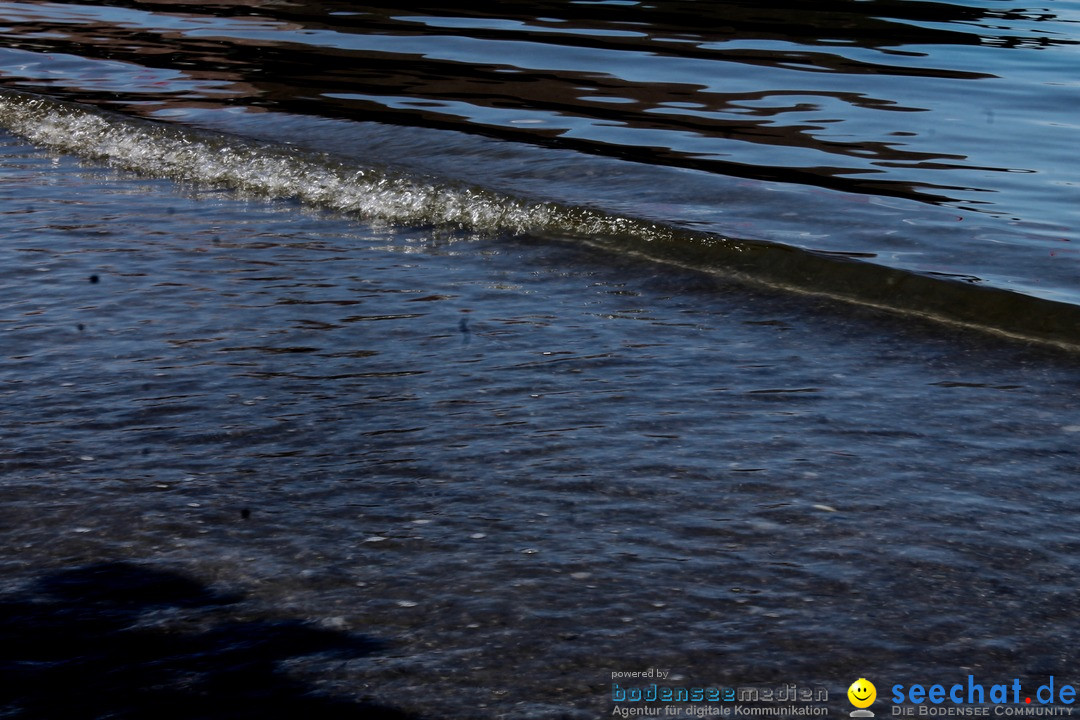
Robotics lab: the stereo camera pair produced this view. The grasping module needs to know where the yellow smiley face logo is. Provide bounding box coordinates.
[848,678,877,708]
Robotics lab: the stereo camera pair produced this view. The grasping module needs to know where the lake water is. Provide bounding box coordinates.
[2,2,1080,718]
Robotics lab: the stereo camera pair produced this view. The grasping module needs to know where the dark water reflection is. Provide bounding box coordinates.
[1,0,1077,204]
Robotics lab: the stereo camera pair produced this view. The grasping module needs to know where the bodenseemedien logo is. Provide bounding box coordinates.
[849,678,877,718]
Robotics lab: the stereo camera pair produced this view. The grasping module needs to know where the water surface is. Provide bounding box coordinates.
[2,2,1080,718]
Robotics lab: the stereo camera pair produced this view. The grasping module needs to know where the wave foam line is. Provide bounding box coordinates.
[0,90,678,243]
[3,89,1080,350]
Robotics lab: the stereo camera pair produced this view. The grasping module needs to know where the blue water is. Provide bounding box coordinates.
[3,3,1080,719]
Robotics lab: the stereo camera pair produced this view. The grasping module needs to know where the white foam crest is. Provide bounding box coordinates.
[0,91,676,244]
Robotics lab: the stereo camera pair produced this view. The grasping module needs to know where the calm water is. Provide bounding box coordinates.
[2,2,1080,718]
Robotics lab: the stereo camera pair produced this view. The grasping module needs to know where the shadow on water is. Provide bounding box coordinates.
[0,561,421,720]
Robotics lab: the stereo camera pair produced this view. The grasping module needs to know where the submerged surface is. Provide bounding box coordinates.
[3,1,1080,717]
[4,133,1080,717]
